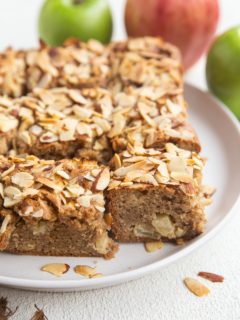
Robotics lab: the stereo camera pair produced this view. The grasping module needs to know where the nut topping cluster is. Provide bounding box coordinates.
[109,143,204,189]
[0,155,109,222]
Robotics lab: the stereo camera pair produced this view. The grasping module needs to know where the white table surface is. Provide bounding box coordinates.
[0,1,240,319]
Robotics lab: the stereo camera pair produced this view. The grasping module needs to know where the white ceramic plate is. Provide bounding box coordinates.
[1,84,240,292]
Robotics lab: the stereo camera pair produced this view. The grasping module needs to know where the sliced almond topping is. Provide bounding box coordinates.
[94,168,110,191]
[30,124,43,136]
[55,170,70,180]
[114,160,152,177]
[144,241,164,253]
[138,102,156,127]
[108,113,126,138]
[74,265,98,278]
[68,90,88,104]
[4,186,22,199]
[40,132,58,143]
[168,157,187,173]
[157,162,169,178]
[32,209,44,218]
[0,114,18,132]
[78,195,91,208]
[19,131,32,145]
[0,215,11,234]
[11,172,34,188]
[37,177,63,192]
[198,272,224,283]
[1,165,15,178]
[184,278,210,297]
[170,172,193,183]
[41,263,70,277]
[124,169,147,182]
[136,174,158,186]
[66,184,85,197]
[0,183,3,198]
[3,197,22,208]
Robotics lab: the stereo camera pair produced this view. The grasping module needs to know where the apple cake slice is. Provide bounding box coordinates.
[0,155,117,258]
[110,91,201,153]
[107,143,213,242]
[0,39,111,98]
[1,87,114,162]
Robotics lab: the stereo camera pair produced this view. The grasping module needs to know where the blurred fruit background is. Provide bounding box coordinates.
[0,0,239,118]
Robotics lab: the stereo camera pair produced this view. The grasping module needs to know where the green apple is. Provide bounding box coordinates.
[38,0,113,46]
[206,26,240,119]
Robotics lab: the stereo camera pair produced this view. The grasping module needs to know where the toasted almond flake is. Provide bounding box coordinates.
[66,184,85,196]
[94,168,110,191]
[4,186,22,199]
[167,157,187,173]
[0,183,4,198]
[68,90,88,104]
[32,209,44,218]
[11,172,34,188]
[170,171,193,183]
[124,169,147,182]
[74,265,97,278]
[114,160,152,177]
[22,188,39,197]
[94,205,105,213]
[91,169,101,177]
[1,165,15,178]
[144,241,164,253]
[3,197,22,208]
[40,132,58,143]
[198,272,224,283]
[108,113,126,138]
[36,177,63,192]
[0,215,11,234]
[157,162,169,177]
[108,180,121,189]
[138,102,156,127]
[136,174,158,186]
[0,115,18,132]
[120,181,133,187]
[73,105,93,118]
[78,195,91,207]
[55,170,70,180]
[41,263,70,277]
[30,125,43,136]
[84,172,95,181]
[19,131,32,145]
[166,99,182,115]
[184,278,210,297]
[76,122,92,137]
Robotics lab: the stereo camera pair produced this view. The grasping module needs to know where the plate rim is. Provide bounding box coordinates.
[1,83,240,291]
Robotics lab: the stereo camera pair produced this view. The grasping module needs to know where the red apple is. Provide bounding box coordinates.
[125,0,219,69]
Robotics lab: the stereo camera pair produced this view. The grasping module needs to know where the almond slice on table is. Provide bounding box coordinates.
[41,263,70,277]
[184,277,210,297]
[144,241,164,253]
[74,265,102,278]
[198,272,224,283]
